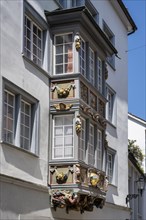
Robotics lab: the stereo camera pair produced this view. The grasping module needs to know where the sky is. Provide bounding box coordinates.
[123,0,146,121]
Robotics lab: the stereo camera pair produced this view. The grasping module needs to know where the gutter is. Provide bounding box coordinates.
[117,0,137,35]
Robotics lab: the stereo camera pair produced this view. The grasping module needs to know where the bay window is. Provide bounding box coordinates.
[97,57,103,93]
[53,115,74,159]
[78,117,86,161]
[88,123,95,166]
[54,33,73,74]
[79,38,85,76]
[97,130,102,170]
[89,47,95,85]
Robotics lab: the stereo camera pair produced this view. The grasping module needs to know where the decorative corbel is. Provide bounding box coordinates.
[92,113,100,120]
[53,103,73,111]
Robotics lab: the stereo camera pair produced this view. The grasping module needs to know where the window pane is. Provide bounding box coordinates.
[56,36,63,45]
[64,147,73,157]
[55,117,63,126]
[56,65,63,74]
[55,127,63,136]
[56,55,63,64]
[64,136,73,146]
[56,45,63,54]
[64,126,73,135]
[54,148,63,158]
[54,137,63,147]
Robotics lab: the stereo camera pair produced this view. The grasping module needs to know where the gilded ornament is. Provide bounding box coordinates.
[75,34,81,51]
[75,115,82,134]
[53,103,73,111]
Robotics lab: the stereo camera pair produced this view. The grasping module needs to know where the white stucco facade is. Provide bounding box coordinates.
[0,0,136,219]
[128,113,146,220]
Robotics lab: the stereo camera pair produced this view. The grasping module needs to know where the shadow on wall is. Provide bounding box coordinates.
[2,144,43,180]
[0,181,50,216]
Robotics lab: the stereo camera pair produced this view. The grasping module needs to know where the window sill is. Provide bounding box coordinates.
[107,120,116,129]
[22,53,50,78]
[107,60,116,71]
[0,140,39,158]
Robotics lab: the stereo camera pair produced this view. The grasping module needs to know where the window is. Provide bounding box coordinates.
[107,150,115,183]
[89,47,95,85]
[97,130,102,170]
[3,90,15,144]
[78,117,86,161]
[103,21,115,68]
[79,39,85,76]
[53,115,74,159]
[24,15,43,66]
[20,100,31,150]
[97,57,103,93]
[54,33,73,74]
[3,87,39,154]
[106,85,115,123]
[72,0,82,7]
[88,123,94,166]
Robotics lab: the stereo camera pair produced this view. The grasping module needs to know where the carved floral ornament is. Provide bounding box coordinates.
[80,105,107,128]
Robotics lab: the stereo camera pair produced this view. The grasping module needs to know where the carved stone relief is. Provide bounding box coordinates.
[51,81,75,99]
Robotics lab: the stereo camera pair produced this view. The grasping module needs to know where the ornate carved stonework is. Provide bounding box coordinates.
[50,189,105,214]
[50,166,74,185]
[53,103,73,111]
[75,115,82,134]
[51,81,75,99]
[75,34,81,51]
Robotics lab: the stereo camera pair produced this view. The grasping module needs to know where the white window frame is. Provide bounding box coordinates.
[103,20,115,68]
[106,85,116,124]
[3,90,15,144]
[79,38,86,76]
[20,99,31,150]
[54,33,73,75]
[3,85,39,155]
[88,123,94,166]
[78,117,86,161]
[107,150,115,183]
[52,115,74,159]
[89,47,95,85]
[97,129,102,170]
[97,57,103,93]
[24,14,43,66]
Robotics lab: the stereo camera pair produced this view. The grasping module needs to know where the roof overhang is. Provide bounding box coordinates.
[45,6,118,57]
[111,0,137,35]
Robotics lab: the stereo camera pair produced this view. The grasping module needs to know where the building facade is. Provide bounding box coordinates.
[0,0,136,219]
[128,113,146,220]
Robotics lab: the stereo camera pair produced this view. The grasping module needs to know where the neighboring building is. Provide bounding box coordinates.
[0,0,136,219]
[128,150,145,220]
[128,113,146,220]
